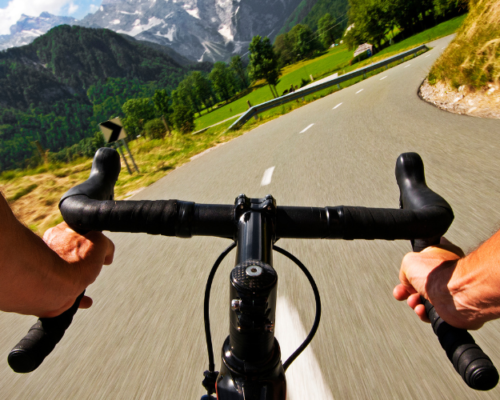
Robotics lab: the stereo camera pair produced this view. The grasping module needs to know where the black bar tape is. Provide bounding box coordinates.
[61,196,184,236]
[274,205,453,240]
[338,206,452,240]
[423,298,498,390]
[8,292,84,373]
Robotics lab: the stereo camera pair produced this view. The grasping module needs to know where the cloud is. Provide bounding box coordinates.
[0,0,73,34]
[68,2,79,14]
[89,4,99,13]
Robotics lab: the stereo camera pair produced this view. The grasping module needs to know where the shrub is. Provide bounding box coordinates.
[300,78,311,87]
[144,118,166,139]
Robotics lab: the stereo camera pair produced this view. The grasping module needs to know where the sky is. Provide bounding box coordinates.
[0,0,102,34]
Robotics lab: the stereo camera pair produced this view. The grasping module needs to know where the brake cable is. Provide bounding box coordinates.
[202,242,236,395]
[273,245,321,371]
[202,243,321,393]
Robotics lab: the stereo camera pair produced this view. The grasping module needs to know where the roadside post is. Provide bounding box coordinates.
[116,143,132,174]
[99,117,139,174]
[121,139,139,173]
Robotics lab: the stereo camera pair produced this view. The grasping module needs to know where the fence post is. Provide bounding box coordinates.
[248,100,258,120]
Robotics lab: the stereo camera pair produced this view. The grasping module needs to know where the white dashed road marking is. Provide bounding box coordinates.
[425,54,431,58]
[261,166,275,186]
[332,103,343,110]
[300,123,314,133]
[355,89,364,94]
[276,297,335,400]
[404,64,411,68]
[380,76,387,80]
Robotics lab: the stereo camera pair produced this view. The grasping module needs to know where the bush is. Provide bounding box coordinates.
[144,118,166,139]
[300,78,311,87]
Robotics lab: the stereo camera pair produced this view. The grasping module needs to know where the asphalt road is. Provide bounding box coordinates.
[2,35,500,400]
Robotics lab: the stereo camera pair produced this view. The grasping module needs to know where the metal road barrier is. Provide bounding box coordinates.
[229,45,427,130]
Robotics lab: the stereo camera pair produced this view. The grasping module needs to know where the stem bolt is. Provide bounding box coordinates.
[231,299,242,311]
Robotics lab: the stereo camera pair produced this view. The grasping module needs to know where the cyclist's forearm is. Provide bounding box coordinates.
[0,193,76,315]
[448,229,500,322]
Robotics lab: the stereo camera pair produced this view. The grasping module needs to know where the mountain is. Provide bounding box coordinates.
[1,1,348,63]
[0,25,212,171]
[120,34,195,67]
[0,24,210,111]
[76,0,305,62]
[0,12,76,51]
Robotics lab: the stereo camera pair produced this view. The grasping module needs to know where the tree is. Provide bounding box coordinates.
[191,71,214,110]
[248,36,282,98]
[209,62,237,103]
[230,55,249,89]
[152,89,172,135]
[392,0,435,36]
[346,0,394,50]
[171,103,195,134]
[122,98,156,137]
[289,24,323,59]
[318,13,342,48]
[274,33,294,66]
[176,76,202,116]
[152,89,170,117]
[171,88,195,133]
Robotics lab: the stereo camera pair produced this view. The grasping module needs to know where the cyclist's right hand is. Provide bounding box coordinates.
[393,237,493,330]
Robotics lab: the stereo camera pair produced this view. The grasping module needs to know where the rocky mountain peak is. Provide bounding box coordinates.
[0,13,76,50]
[76,0,303,62]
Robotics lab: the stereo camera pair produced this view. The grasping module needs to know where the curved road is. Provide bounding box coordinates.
[2,35,500,399]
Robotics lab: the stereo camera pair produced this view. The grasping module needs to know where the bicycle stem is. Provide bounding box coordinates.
[217,195,286,398]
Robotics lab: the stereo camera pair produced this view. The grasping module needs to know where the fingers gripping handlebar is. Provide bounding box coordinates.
[8,148,498,391]
[8,149,120,373]
[7,149,121,373]
[397,153,498,391]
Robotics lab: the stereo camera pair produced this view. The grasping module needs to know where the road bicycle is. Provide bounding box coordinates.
[7,148,500,399]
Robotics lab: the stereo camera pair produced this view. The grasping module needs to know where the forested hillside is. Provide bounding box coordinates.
[279,0,349,35]
[0,25,211,171]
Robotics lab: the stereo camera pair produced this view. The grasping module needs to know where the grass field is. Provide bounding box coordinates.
[194,45,354,129]
[194,14,468,131]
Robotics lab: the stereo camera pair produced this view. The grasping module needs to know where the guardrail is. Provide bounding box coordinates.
[229,44,427,130]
